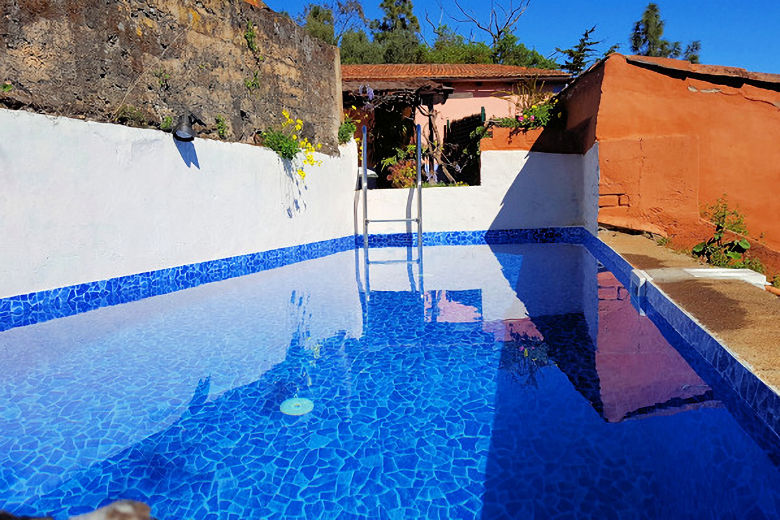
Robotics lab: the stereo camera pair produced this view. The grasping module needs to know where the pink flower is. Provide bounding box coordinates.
[530,115,535,121]
[520,115,525,120]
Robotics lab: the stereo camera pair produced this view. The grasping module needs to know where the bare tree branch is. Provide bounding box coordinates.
[451,0,530,46]
[417,104,457,183]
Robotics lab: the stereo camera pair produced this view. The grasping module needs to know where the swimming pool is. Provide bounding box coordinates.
[1,243,778,518]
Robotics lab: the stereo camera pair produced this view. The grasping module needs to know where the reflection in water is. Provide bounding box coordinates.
[498,332,553,388]
[488,269,719,422]
[425,290,482,323]
[594,270,717,422]
[0,245,777,519]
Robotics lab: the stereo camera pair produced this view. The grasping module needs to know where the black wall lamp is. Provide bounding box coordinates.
[173,112,205,141]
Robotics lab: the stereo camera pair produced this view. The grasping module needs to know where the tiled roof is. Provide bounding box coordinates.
[341,64,569,82]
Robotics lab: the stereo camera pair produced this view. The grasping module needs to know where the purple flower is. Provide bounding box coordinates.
[367,86,374,101]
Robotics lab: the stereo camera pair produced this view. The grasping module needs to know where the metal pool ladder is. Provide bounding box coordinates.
[360,124,424,300]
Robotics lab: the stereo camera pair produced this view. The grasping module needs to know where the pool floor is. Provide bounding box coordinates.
[1,244,778,519]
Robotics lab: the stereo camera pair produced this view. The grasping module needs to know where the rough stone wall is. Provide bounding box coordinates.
[0,0,342,151]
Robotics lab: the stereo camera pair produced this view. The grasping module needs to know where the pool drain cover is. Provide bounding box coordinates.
[280,397,314,416]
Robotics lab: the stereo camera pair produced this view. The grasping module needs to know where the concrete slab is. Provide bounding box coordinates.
[643,267,767,288]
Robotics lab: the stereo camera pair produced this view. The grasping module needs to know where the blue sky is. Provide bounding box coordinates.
[264,0,780,73]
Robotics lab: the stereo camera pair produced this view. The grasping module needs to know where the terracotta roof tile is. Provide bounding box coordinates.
[341,64,569,82]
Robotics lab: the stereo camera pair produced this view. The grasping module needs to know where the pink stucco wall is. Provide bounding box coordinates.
[415,80,560,147]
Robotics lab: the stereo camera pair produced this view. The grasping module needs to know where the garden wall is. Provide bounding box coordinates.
[0,0,342,150]
[0,108,357,299]
[356,146,599,235]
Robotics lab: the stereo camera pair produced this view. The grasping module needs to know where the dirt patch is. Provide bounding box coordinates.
[600,230,703,269]
[621,253,670,270]
[658,280,749,333]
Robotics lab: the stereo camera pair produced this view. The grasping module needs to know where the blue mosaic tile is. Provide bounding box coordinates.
[357,227,587,248]
[1,229,587,332]
[643,281,780,435]
[0,235,355,332]
[1,223,776,449]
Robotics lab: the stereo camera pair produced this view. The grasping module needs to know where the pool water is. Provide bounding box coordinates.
[1,244,778,519]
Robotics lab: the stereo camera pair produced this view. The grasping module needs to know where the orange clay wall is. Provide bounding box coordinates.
[594,55,780,256]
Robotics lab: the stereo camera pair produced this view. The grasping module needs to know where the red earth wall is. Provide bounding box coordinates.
[592,55,780,265]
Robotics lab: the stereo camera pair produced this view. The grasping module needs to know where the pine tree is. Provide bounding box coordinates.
[630,3,700,63]
[301,4,336,45]
[370,0,423,64]
[373,0,420,34]
[556,26,601,76]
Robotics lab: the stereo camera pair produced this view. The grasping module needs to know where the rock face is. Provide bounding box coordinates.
[0,0,342,151]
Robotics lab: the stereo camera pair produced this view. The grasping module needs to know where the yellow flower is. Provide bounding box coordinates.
[282,109,289,119]
[316,143,322,149]
[292,134,297,140]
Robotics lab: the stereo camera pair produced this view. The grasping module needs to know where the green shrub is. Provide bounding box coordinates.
[702,195,748,234]
[215,115,228,139]
[338,117,357,144]
[160,115,173,131]
[493,117,520,128]
[490,98,561,130]
[1,82,12,93]
[153,68,170,90]
[693,197,763,273]
[115,105,147,127]
[245,21,258,52]
[261,129,299,160]
[245,71,261,91]
[261,110,323,177]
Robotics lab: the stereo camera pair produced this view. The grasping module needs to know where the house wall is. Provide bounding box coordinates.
[593,55,780,254]
[0,108,358,299]
[413,80,564,153]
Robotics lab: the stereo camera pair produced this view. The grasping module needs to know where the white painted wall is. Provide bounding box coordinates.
[582,143,600,233]
[0,108,358,298]
[356,146,598,235]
